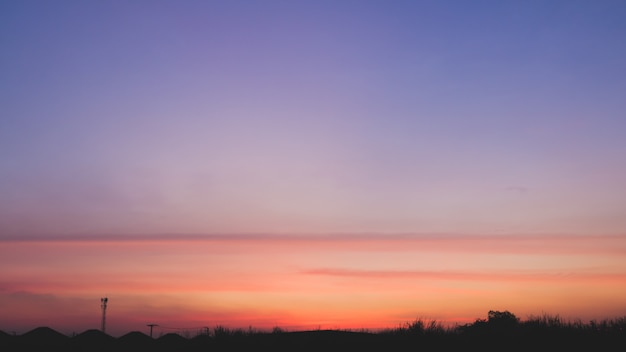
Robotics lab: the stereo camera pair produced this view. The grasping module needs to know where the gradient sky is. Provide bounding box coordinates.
[1,0,626,337]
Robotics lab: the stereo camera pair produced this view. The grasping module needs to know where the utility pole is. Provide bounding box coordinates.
[147,324,159,338]
[100,297,108,334]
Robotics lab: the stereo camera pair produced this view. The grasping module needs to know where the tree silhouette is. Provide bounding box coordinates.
[487,310,519,329]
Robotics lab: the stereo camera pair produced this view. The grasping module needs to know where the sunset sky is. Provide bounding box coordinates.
[1,0,626,337]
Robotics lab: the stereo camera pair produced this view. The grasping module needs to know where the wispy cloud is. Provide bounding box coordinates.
[0,272,291,294]
[302,268,626,283]
[3,233,623,255]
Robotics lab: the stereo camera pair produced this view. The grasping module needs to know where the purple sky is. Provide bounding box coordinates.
[1,0,626,236]
[2,0,626,335]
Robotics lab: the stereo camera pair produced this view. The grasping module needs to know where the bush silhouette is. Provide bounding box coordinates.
[487,310,519,328]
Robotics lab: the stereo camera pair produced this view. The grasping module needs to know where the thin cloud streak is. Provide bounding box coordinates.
[0,279,284,294]
[302,268,626,283]
[2,233,625,255]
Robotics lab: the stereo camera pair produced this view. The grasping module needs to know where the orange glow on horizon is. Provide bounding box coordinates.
[2,234,626,336]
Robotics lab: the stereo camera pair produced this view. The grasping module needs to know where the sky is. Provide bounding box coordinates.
[1,0,626,337]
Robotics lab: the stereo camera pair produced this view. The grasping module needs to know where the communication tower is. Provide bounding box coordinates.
[100,297,108,333]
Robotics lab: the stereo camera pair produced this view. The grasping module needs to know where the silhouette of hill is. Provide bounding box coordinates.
[158,332,187,343]
[19,327,69,351]
[73,329,114,342]
[21,326,68,342]
[70,329,115,352]
[116,331,155,351]
[0,329,13,340]
[0,330,15,350]
[157,332,189,352]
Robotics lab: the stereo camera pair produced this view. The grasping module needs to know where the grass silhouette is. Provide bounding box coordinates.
[2,311,625,351]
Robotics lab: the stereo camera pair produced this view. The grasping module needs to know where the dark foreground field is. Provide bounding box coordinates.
[2,312,625,352]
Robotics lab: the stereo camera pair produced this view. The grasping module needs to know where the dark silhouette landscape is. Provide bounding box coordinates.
[2,311,625,352]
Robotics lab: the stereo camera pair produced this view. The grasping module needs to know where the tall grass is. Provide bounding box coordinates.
[204,313,626,338]
[381,319,449,336]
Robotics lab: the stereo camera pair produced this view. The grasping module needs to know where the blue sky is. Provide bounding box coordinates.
[1,0,626,236]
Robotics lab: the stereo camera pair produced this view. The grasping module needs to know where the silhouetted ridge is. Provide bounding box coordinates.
[70,329,115,351]
[0,330,15,349]
[157,333,189,351]
[21,326,68,340]
[19,327,69,351]
[73,329,114,341]
[118,330,152,341]
[0,330,12,339]
[116,331,155,351]
[158,332,187,343]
